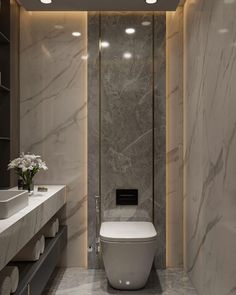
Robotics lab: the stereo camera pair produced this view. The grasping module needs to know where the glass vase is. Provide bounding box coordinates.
[18,178,24,190]
[23,181,34,194]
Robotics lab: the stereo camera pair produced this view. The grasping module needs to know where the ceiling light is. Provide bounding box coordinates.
[123,52,132,59]
[145,0,157,4]
[54,25,64,30]
[40,0,52,4]
[101,41,110,48]
[141,21,151,26]
[125,28,136,34]
[72,32,81,37]
[218,28,229,34]
[224,0,235,3]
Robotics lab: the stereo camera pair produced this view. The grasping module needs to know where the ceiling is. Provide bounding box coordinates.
[17,0,180,11]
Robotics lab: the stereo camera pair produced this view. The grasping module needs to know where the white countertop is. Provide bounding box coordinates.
[0,185,66,271]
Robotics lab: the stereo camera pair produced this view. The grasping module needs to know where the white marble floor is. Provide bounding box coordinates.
[43,268,198,295]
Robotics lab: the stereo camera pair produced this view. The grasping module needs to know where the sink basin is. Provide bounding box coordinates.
[0,191,29,219]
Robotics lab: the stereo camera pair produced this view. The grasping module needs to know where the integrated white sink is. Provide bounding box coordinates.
[0,191,29,219]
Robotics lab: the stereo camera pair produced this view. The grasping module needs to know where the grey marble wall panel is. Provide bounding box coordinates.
[87,12,101,269]
[153,13,166,269]
[184,0,236,294]
[88,12,166,269]
[100,12,153,222]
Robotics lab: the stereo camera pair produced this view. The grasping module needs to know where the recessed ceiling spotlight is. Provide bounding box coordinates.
[101,41,110,48]
[125,28,136,34]
[54,25,64,30]
[218,28,229,34]
[141,21,151,26]
[72,32,81,37]
[224,0,235,3]
[145,0,157,4]
[123,52,132,59]
[40,0,52,4]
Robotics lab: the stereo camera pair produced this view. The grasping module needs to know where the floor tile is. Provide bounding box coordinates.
[43,268,198,295]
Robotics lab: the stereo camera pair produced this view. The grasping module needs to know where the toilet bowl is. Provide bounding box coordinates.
[100,221,157,290]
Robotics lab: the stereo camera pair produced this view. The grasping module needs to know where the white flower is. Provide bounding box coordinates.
[8,153,48,172]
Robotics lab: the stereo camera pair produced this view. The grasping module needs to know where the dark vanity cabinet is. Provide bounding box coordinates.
[11,226,68,295]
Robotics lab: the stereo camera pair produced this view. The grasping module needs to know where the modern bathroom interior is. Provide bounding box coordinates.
[0,0,235,294]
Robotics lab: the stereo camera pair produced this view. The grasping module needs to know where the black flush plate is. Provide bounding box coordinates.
[116,189,138,206]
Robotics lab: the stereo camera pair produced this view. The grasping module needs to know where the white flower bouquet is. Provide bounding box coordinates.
[8,153,48,192]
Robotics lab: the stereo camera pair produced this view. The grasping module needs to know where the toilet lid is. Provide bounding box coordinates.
[100,222,157,242]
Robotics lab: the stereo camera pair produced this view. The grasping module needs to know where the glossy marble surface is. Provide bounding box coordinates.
[43,268,197,295]
[20,10,87,267]
[101,12,153,223]
[87,13,166,269]
[0,185,66,272]
[166,8,183,268]
[153,13,166,269]
[87,12,101,269]
[184,0,236,294]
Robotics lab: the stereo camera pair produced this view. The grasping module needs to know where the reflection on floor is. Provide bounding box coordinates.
[43,268,198,295]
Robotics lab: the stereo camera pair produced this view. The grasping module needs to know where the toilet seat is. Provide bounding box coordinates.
[100,222,157,242]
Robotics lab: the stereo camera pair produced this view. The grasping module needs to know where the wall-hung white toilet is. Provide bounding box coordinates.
[100,221,157,290]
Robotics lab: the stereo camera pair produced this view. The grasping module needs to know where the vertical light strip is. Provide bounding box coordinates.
[152,13,155,223]
[180,7,184,269]
[166,8,185,268]
[85,12,88,268]
[183,1,187,270]
[98,12,102,256]
[166,11,170,267]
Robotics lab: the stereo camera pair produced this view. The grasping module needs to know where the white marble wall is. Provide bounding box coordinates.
[166,7,183,268]
[184,0,236,294]
[20,10,87,267]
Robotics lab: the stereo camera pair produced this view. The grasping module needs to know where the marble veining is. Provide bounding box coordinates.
[184,0,236,294]
[0,185,66,272]
[153,13,166,269]
[43,268,197,295]
[87,12,101,269]
[88,12,166,269]
[100,12,153,222]
[166,8,183,268]
[20,10,87,267]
